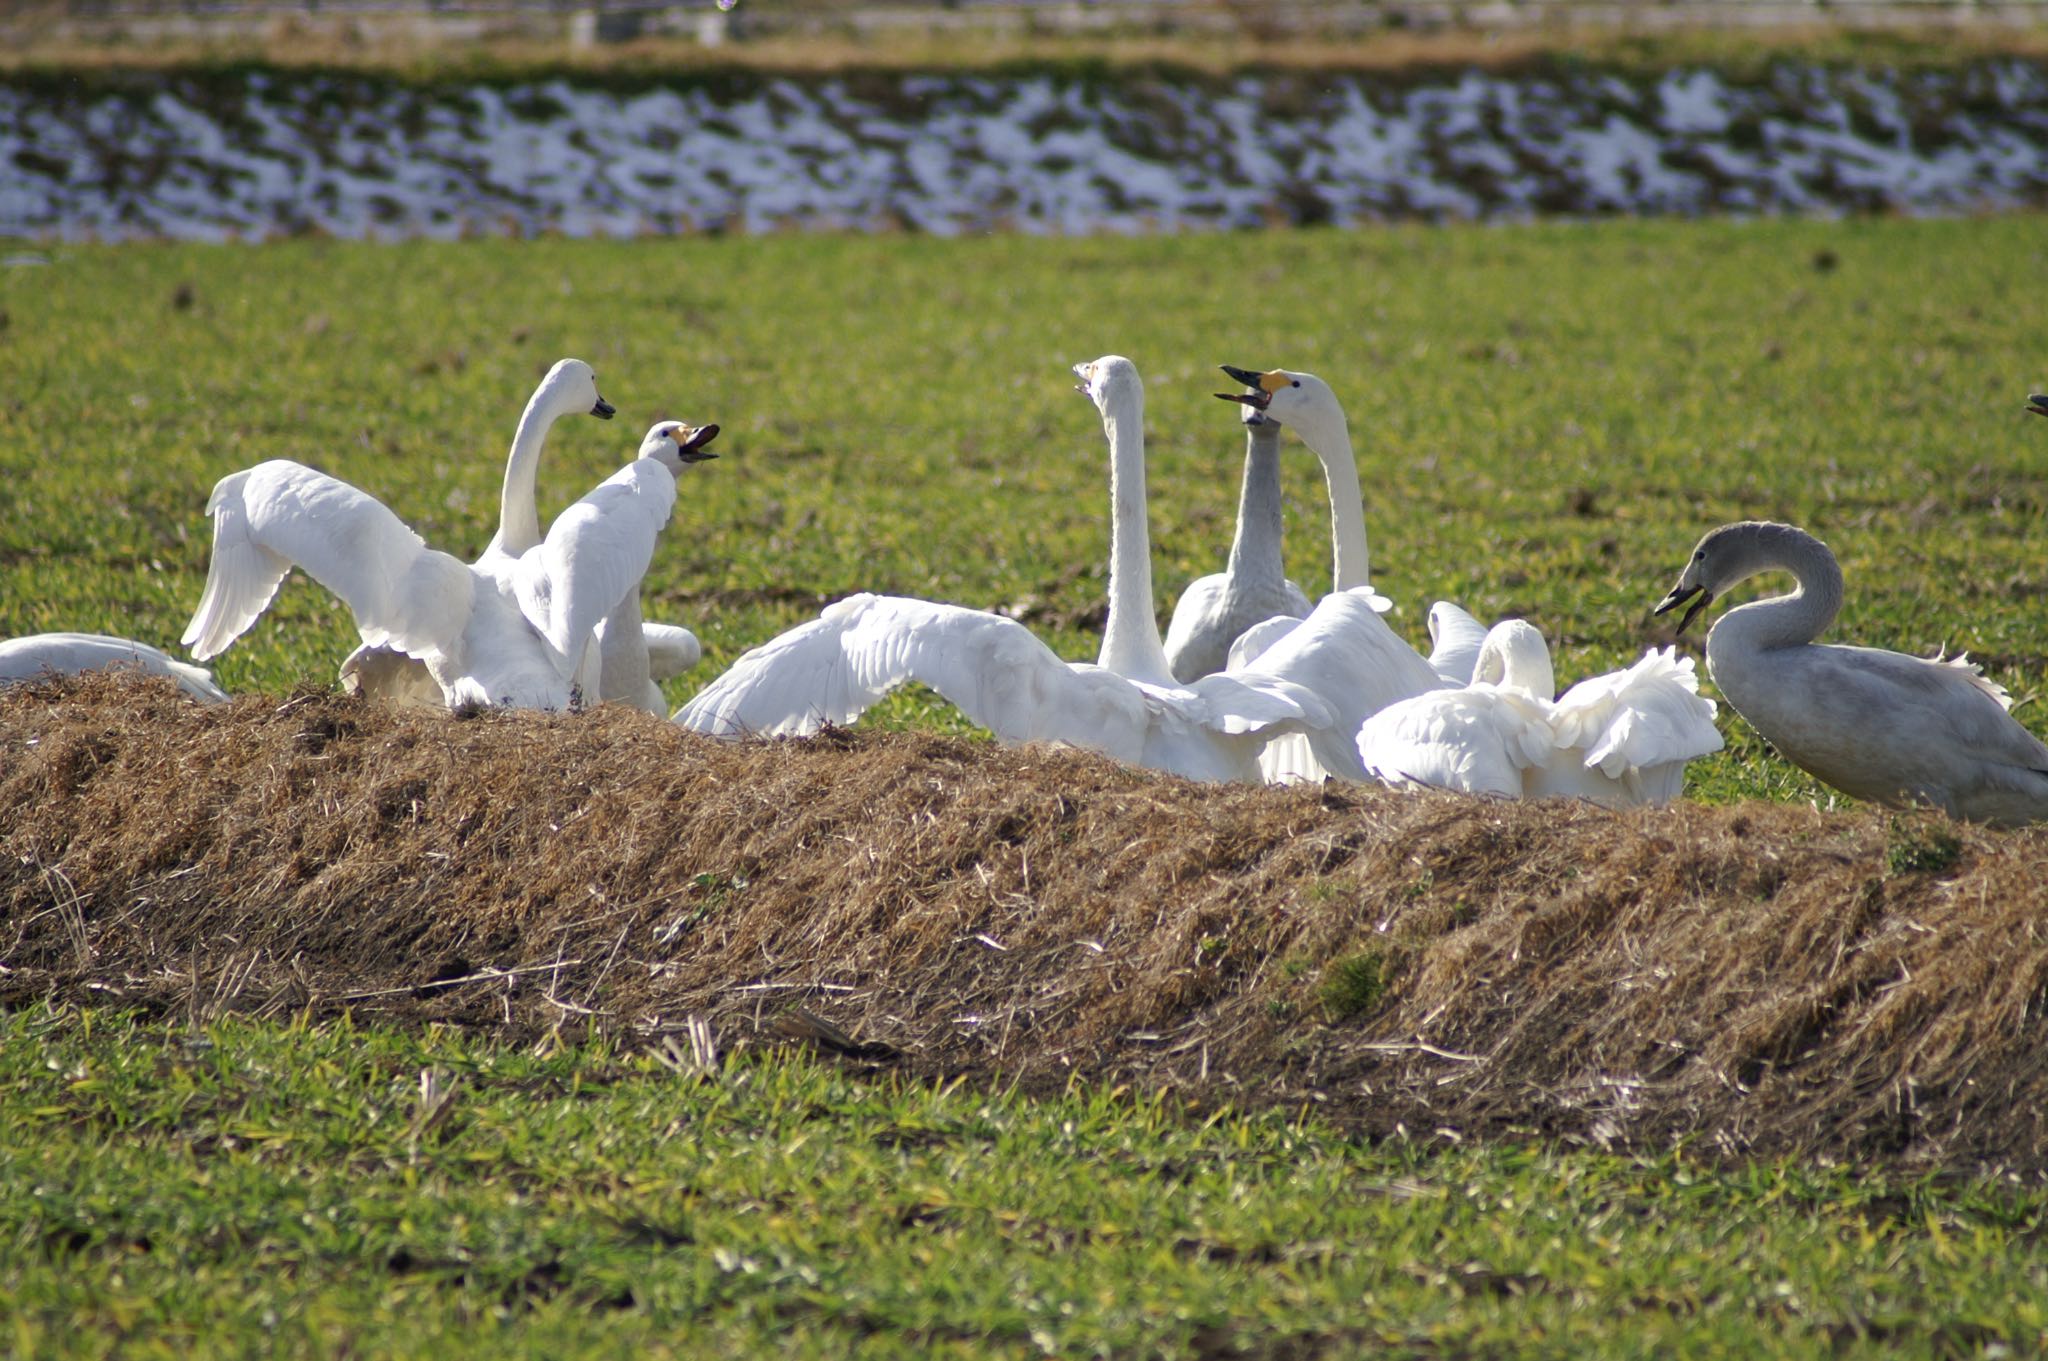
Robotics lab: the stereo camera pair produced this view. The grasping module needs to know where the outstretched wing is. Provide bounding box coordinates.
[516,459,677,677]
[180,460,473,663]
[1237,588,1448,782]
[675,594,1152,758]
[0,632,229,703]
[1426,600,1490,686]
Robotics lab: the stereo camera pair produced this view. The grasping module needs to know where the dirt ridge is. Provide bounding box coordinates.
[5,673,2047,1172]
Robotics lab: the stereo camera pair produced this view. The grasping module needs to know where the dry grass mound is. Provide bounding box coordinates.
[5,674,2048,1172]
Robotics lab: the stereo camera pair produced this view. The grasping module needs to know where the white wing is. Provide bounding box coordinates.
[676,594,1151,756]
[1238,588,1449,782]
[180,460,474,663]
[0,632,229,703]
[641,622,702,680]
[1358,686,1554,798]
[1426,601,1490,686]
[1552,647,1723,774]
[514,459,676,677]
[1225,615,1306,673]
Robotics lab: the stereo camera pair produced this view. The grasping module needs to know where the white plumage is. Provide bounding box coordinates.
[676,356,1332,783]
[341,359,708,714]
[1359,620,1721,807]
[0,632,229,704]
[184,422,711,712]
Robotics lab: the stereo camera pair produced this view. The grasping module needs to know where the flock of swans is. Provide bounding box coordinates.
[7,358,2048,826]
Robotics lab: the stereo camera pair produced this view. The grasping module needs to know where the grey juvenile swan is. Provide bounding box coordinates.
[1161,401,1312,683]
[1655,520,2048,826]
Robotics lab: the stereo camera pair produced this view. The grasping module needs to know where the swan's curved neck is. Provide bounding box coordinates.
[484,386,567,558]
[1224,422,1287,589]
[1300,418,1370,592]
[1095,394,1173,686]
[1709,526,1845,659]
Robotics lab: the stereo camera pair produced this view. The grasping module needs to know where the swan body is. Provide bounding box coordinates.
[342,357,614,705]
[1657,520,2048,825]
[343,360,709,714]
[0,632,229,703]
[1358,620,1720,807]
[1162,408,1311,682]
[1207,365,1459,781]
[184,422,715,712]
[1358,621,1559,798]
[676,356,1332,783]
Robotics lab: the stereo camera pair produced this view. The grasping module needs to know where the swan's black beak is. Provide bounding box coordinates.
[1654,583,1713,636]
[674,423,720,462]
[2028,393,2048,418]
[591,396,617,420]
[1214,364,1272,411]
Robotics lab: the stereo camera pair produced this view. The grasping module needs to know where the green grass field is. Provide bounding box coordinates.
[5,217,2048,1354]
[6,1008,2048,1358]
[4,216,2044,807]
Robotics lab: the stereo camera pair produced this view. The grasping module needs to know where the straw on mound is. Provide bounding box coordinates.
[4,673,2047,1172]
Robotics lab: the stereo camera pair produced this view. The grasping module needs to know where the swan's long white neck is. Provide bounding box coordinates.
[1095,389,1174,686]
[1224,421,1287,590]
[1705,525,1844,666]
[484,384,569,559]
[1298,415,1371,592]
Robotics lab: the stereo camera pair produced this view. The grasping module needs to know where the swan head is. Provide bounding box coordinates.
[639,420,720,472]
[1214,366,1345,448]
[1071,355,1144,419]
[542,357,615,421]
[1656,521,1819,635]
[1472,619,1554,698]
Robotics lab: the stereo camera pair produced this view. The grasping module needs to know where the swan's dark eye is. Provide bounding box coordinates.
[1693,550,1705,562]
[1290,380,1301,388]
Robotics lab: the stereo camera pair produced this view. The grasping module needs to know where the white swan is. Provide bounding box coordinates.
[1205,366,1453,781]
[1161,404,1311,682]
[1655,520,2048,826]
[183,421,718,712]
[0,632,229,703]
[342,359,708,714]
[675,356,1332,783]
[341,357,613,706]
[1358,621,1721,806]
[1358,621,1558,798]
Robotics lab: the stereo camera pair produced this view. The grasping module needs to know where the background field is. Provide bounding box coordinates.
[4,215,2045,807]
[5,217,2048,1355]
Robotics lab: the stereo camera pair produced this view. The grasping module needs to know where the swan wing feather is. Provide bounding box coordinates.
[0,632,229,703]
[1357,688,1540,798]
[676,594,1152,755]
[181,460,473,662]
[1240,588,1448,781]
[1827,644,2048,775]
[1553,648,1724,777]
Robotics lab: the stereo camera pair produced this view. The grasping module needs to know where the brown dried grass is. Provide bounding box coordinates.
[6,673,2048,1171]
